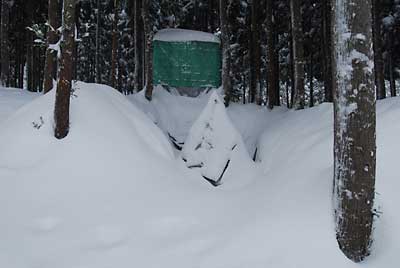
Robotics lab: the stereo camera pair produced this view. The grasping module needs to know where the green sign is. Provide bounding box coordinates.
[153,40,221,88]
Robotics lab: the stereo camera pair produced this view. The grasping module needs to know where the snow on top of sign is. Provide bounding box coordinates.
[154,28,220,43]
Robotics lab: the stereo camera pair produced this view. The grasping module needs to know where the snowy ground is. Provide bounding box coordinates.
[0,83,398,268]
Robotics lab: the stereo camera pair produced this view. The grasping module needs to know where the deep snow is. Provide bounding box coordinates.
[0,83,398,268]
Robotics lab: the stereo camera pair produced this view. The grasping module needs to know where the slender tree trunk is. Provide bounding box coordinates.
[290,0,305,110]
[372,0,386,99]
[143,0,153,101]
[54,0,76,139]
[249,0,261,104]
[266,0,278,109]
[220,0,232,106]
[289,23,295,108]
[309,52,314,107]
[43,0,61,93]
[322,0,334,102]
[332,0,376,262]
[134,0,143,92]
[111,0,119,89]
[388,31,396,97]
[95,0,101,84]
[0,0,10,87]
[273,26,281,106]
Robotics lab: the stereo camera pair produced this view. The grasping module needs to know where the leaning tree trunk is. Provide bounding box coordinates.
[220,0,231,106]
[332,0,376,262]
[0,0,10,87]
[54,0,76,139]
[133,0,143,92]
[372,0,386,99]
[143,0,154,101]
[290,0,305,110]
[43,0,61,93]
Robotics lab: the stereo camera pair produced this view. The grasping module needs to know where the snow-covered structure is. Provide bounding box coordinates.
[153,29,221,97]
[182,91,253,185]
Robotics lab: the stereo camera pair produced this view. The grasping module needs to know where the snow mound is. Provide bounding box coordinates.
[154,28,220,43]
[181,91,254,185]
[0,82,173,169]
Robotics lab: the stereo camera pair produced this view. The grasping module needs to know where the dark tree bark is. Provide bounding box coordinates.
[54,0,76,139]
[322,0,334,102]
[0,0,10,87]
[332,0,376,262]
[134,0,143,92]
[43,0,61,93]
[309,52,314,107]
[220,0,232,106]
[110,0,119,89]
[372,0,386,99]
[266,0,278,109]
[143,0,153,101]
[290,0,305,110]
[95,0,101,84]
[388,31,396,97]
[249,0,261,104]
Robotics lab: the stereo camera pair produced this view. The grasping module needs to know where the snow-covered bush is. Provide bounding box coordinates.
[182,91,252,186]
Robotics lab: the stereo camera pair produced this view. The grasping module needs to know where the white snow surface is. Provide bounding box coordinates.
[181,91,254,185]
[0,83,399,267]
[154,28,220,43]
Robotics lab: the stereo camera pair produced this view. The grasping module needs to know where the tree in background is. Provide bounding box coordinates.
[322,0,333,102]
[372,0,386,99]
[110,0,119,89]
[220,0,232,106]
[143,0,154,101]
[290,0,305,109]
[54,0,76,139]
[266,0,279,109]
[134,0,144,92]
[0,0,11,87]
[249,0,261,104]
[332,0,376,262]
[43,0,61,93]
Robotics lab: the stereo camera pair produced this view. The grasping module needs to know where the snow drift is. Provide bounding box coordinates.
[0,83,398,268]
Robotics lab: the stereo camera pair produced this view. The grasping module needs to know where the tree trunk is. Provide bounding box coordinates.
[266,0,278,109]
[95,0,101,84]
[220,0,231,106]
[332,0,376,262]
[309,52,314,107]
[134,0,143,92]
[388,31,396,97]
[249,0,261,104]
[290,0,305,110]
[54,0,76,139]
[111,0,119,89]
[143,0,153,101]
[322,0,333,102]
[0,0,10,87]
[43,0,61,93]
[372,0,386,99]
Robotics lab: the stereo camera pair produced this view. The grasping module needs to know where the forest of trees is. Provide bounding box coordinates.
[0,0,399,263]
[0,0,399,105]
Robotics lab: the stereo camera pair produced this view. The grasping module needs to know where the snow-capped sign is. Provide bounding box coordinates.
[154,28,220,43]
[182,91,251,186]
